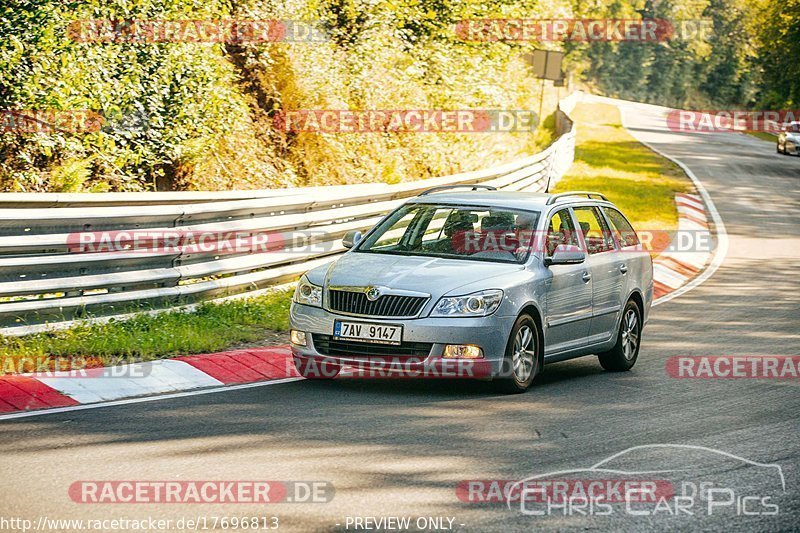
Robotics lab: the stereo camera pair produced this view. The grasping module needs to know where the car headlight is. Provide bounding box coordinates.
[431,289,503,317]
[293,275,322,307]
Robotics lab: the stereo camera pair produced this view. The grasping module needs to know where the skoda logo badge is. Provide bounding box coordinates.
[366,287,381,301]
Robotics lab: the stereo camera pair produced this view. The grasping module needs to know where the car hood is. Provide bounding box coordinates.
[322,252,523,297]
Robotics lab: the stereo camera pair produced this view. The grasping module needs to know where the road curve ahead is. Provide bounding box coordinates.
[0,98,798,533]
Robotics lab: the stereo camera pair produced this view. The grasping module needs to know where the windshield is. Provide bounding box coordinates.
[356,203,539,264]
[787,123,800,133]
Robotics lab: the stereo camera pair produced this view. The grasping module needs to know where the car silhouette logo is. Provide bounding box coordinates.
[365,287,382,301]
[505,443,786,511]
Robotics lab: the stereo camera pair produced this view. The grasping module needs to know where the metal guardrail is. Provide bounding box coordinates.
[0,95,578,335]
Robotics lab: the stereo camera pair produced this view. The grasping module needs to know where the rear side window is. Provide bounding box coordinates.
[573,206,616,254]
[604,208,640,247]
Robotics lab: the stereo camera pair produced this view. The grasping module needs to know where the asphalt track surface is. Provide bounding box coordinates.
[1,98,799,532]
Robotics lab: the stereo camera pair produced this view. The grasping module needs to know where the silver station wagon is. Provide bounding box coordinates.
[290,186,653,393]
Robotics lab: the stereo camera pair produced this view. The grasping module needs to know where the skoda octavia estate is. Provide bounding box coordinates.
[289,186,653,393]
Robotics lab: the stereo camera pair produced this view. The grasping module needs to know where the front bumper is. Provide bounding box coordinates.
[289,302,514,378]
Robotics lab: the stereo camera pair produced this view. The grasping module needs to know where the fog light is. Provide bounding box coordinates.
[290,330,307,346]
[443,344,484,359]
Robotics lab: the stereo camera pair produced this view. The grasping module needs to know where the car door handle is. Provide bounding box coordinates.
[582,271,592,283]
[619,264,628,274]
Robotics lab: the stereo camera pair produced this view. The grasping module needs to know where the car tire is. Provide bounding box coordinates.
[598,300,641,372]
[495,314,541,393]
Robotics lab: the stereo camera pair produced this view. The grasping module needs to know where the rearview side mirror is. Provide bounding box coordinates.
[342,230,363,249]
[544,245,586,266]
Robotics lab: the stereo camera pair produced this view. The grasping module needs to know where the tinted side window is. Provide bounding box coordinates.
[573,206,615,254]
[604,208,640,247]
[545,209,578,256]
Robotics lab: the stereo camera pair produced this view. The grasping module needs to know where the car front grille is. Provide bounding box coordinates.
[328,289,428,317]
[313,334,433,359]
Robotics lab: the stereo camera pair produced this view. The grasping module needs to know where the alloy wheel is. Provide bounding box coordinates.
[621,309,639,360]
[512,325,536,381]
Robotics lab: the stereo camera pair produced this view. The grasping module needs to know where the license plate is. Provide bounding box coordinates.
[333,320,402,345]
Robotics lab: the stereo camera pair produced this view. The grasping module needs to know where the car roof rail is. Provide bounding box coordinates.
[545,191,609,205]
[419,184,498,196]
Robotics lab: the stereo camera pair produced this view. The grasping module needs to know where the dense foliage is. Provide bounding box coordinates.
[0,0,795,192]
[576,0,799,109]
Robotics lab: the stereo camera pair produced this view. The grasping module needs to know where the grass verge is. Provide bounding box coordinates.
[552,103,691,231]
[745,131,779,143]
[1,288,294,373]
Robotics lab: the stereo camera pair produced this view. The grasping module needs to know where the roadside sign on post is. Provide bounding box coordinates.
[521,49,567,193]
[523,49,565,82]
